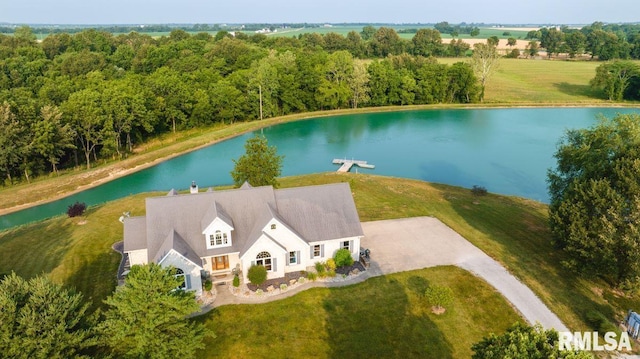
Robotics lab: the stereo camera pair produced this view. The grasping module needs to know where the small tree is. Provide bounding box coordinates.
[231,135,284,188]
[247,265,267,285]
[424,285,454,313]
[67,201,87,217]
[334,248,354,267]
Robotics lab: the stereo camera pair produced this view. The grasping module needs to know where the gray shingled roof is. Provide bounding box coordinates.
[200,201,234,233]
[123,217,147,251]
[153,229,202,267]
[274,183,364,242]
[135,182,363,265]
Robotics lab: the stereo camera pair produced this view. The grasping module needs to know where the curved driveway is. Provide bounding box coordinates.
[361,216,569,332]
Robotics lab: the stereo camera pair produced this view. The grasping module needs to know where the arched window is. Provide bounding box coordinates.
[175,268,186,289]
[256,251,272,271]
[215,230,222,245]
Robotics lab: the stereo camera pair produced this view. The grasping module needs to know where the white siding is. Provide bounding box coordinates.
[202,217,234,250]
[308,236,362,265]
[127,249,148,266]
[241,234,287,283]
[159,250,203,297]
[263,219,309,273]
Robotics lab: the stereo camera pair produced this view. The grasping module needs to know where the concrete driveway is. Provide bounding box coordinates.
[361,216,569,332]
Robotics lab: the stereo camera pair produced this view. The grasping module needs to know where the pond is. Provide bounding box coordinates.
[1,107,639,231]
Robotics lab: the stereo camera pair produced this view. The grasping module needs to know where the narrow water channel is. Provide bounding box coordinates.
[1,107,638,231]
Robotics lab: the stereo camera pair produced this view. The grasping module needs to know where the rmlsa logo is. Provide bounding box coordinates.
[558,331,632,351]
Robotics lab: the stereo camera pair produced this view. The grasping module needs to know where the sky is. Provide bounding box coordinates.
[2,0,639,25]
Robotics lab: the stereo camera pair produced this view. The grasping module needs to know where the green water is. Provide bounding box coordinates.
[1,107,639,230]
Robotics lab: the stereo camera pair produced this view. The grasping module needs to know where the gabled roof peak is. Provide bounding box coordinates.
[167,188,178,196]
[240,181,252,189]
[201,200,234,232]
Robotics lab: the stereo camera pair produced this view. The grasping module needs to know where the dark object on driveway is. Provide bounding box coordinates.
[360,248,371,267]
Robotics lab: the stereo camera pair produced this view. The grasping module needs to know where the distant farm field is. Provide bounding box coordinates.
[30,25,532,41]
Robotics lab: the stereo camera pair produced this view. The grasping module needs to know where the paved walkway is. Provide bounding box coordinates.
[207,216,568,332]
[361,217,569,332]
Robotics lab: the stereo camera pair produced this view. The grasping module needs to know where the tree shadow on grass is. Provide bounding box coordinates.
[407,275,431,296]
[554,82,602,99]
[324,275,452,359]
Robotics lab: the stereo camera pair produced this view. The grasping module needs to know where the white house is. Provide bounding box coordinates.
[123,182,364,296]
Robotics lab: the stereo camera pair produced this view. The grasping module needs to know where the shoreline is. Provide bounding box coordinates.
[0,102,637,217]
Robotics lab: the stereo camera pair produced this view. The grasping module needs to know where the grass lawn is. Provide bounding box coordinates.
[2,173,639,338]
[195,266,521,359]
[438,58,605,103]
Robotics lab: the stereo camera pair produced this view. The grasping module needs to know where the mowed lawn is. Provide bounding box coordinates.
[2,173,640,351]
[196,266,521,359]
[439,58,604,103]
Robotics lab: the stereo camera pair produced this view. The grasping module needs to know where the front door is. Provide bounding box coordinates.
[213,255,229,271]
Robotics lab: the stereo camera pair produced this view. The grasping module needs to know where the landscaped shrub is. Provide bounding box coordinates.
[326,258,337,271]
[306,272,317,281]
[67,201,87,217]
[204,279,212,291]
[280,283,287,291]
[471,185,488,196]
[247,265,267,285]
[334,248,354,267]
[232,274,240,288]
[315,261,326,275]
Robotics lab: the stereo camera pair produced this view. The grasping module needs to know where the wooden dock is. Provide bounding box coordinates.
[332,158,375,173]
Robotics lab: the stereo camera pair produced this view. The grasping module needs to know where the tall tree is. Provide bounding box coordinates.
[61,89,106,169]
[590,61,640,101]
[412,29,444,57]
[0,102,23,184]
[565,32,587,58]
[370,27,403,57]
[540,27,565,58]
[98,263,205,359]
[231,135,283,188]
[471,43,500,102]
[0,273,94,359]
[526,40,540,58]
[32,105,75,174]
[348,60,370,108]
[548,114,640,287]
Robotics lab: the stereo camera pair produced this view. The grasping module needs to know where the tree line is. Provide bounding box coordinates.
[0,26,479,184]
[525,22,640,60]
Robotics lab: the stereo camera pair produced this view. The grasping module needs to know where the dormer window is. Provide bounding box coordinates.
[209,230,229,247]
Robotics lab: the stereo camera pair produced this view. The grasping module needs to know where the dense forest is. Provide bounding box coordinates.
[0,22,638,184]
[0,26,480,184]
